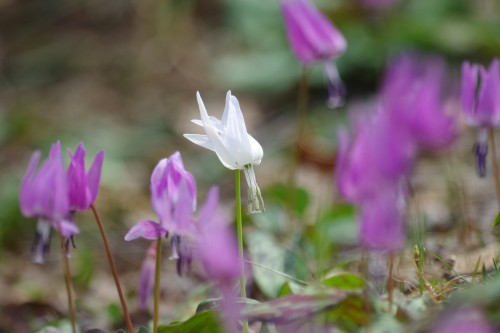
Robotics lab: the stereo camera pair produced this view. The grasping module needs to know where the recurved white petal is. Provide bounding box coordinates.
[249,135,264,165]
[183,134,215,151]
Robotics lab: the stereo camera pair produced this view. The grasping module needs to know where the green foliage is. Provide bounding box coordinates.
[322,273,366,291]
[73,249,95,290]
[157,311,221,333]
[263,184,310,218]
[305,204,357,275]
[493,211,500,227]
[247,230,287,298]
[322,295,369,332]
[106,303,123,327]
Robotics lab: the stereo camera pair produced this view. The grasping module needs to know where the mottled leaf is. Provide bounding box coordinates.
[244,291,354,324]
[157,311,221,333]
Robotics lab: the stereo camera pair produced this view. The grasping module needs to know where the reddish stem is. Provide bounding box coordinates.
[90,204,134,333]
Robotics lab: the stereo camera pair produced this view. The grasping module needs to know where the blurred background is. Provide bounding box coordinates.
[1,0,500,331]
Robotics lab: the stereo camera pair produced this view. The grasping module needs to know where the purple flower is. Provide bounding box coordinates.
[336,110,414,203]
[281,0,346,64]
[67,143,104,211]
[359,187,405,251]
[125,152,197,278]
[281,0,347,107]
[125,152,197,242]
[195,186,242,332]
[20,141,78,263]
[381,54,456,151]
[196,187,241,284]
[461,59,500,177]
[138,242,156,309]
[151,151,197,214]
[432,306,494,333]
[461,59,500,128]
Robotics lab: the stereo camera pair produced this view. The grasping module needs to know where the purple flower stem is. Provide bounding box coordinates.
[488,129,500,209]
[387,252,395,312]
[60,235,77,333]
[235,170,249,333]
[90,204,134,333]
[153,237,162,333]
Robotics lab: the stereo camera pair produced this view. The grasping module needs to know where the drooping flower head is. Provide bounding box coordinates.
[461,58,500,177]
[184,91,264,214]
[461,59,500,128]
[125,152,197,241]
[151,152,197,210]
[359,187,405,251]
[381,54,456,151]
[125,152,197,280]
[281,0,347,107]
[20,141,78,263]
[336,109,414,203]
[336,54,458,252]
[281,0,346,65]
[67,143,105,211]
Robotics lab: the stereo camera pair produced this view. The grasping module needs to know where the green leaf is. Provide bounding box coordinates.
[278,282,293,297]
[247,230,287,297]
[323,295,369,331]
[244,291,354,324]
[493,211,500,227]
[106,303,123,325]
[264,184,310,217]
[157,311,221,333]
[322,273,366,291]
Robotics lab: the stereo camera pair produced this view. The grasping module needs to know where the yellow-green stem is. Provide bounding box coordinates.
[90,205,134,333]
[488,129,500,209]
[153,237,162,333]
[387,252,395,312]
[60,236,77,333]
[235,170,249,333]
[288,67,309,186]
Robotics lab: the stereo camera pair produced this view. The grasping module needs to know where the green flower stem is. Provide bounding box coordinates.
[235,169,249,333]
[387,252,395,311]
[90,204,134,333]
[288,66,310,185]
[60,236,77,333]
[488,129,500,209]
[153,237,162,333]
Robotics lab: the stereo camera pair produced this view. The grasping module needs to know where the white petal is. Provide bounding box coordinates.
[183,134,214,151]
[196,91,212,125]
[192,117,223,132]
[204,124,239,169]
[249,134,264,165]
[221,90,231,128]
[224,94,253,165]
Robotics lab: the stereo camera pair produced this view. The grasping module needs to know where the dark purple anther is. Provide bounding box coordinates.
[475,141,488,177]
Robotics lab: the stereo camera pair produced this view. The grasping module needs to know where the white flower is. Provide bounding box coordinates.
[184,91,265,213]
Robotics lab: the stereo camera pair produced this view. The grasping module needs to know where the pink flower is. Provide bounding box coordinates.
[281,0,347,107]
[20,141,77,263]
[67,143,104,211]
